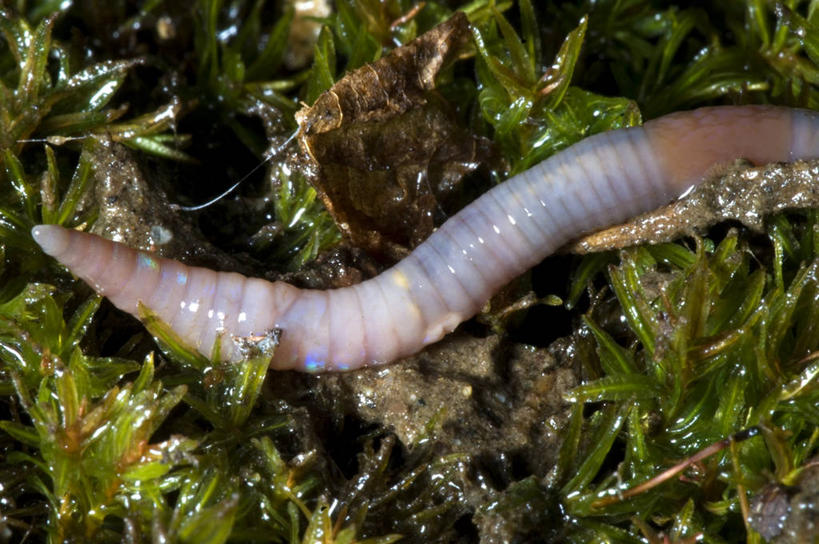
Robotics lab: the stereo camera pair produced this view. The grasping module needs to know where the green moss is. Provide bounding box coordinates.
[558,222,819,538]
[0,0,818,541]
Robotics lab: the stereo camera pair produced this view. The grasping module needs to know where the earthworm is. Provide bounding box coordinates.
[32,105,819,371]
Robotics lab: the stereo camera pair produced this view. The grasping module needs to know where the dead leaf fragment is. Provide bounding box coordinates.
[295,12,497,260]
[295,12,470,140]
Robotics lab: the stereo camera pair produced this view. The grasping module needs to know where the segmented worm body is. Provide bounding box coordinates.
[32,106,819,371]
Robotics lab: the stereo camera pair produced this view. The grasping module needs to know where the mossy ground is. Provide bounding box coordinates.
[0,1,818,542]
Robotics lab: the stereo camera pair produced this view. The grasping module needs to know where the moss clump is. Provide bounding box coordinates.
[556,220,819,539]
[0,0,818,542]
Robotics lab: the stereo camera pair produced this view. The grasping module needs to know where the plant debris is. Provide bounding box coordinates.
[1,1,819,542]
[749,458,819,543]
[88,139,245,270]
[295,12,496,260]
[284,0,332,69]
[567,159,819,253]
[303,333,576,462]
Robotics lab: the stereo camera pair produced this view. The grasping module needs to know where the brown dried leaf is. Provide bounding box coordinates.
[295,12,497,260]
[296,12,470,138]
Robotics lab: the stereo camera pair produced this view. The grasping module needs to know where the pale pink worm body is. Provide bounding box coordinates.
[32,106,819,371]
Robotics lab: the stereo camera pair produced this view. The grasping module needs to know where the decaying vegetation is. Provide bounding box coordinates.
[0,1,818,542]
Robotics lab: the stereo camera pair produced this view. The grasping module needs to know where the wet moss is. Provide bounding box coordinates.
[0,0,817,542]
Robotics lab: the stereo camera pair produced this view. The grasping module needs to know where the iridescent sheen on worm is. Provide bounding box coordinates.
[32,105,819,371]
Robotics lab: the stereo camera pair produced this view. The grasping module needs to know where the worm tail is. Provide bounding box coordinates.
[32,106,819,371]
